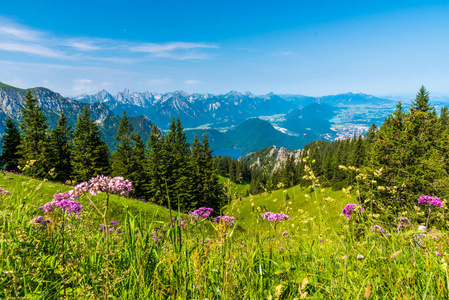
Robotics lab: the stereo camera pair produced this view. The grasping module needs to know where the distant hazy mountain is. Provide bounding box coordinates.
[185,118,320,156]
[317,92,394,106]
[0,82,160,151]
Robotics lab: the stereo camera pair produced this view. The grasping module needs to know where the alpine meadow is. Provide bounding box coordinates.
[2,1,449,299]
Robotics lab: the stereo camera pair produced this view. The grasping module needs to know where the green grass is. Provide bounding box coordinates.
[224,184,351,238]
[218,175,251,199]
[0,172,171,227]
[1,173,448,299]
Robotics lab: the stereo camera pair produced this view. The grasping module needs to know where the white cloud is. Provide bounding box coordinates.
[0,21,42,41]
[130,42,218,53]
[62,40,101,51]
[73,79,94,94]
[0,42,68,59]
[148,78,170,85]
[184,79,200,84]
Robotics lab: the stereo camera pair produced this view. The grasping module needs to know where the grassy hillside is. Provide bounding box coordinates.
[224,183,351,238]
[0,172,171,227]
[1,172,448,299]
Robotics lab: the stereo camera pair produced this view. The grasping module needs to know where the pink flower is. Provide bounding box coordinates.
[342,203,365,220]
[262,212,289,222]
[75,175,133,197]
[418,195,443,208]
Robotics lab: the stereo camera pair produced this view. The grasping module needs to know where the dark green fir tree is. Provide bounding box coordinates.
[72,106,110,182]
[18,90,49,178]
[48,113,72,182]
[0,119,22,171]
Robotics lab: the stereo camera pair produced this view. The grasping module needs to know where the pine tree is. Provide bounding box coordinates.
[145,125,166,204]
[48,113,72,182]
[0,119,21,171]
[189,135,202,208]
[111,111,135,178]
[439,106,449,133]
[129,133,147,198]
[197,134,223,210]
[18,90,49,178]
[72,107,110,182]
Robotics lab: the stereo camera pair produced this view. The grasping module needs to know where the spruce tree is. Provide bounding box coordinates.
[197,134,222,210]
[18,90,49,178]
[72,107,110,182]
[129,133,147,198]
[145,125,166,204]
[0,119,21,171]
[48,113,72,182]
[111,111,134,178]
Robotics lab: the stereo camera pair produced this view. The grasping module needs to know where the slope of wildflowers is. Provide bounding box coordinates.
[1,171,449,299]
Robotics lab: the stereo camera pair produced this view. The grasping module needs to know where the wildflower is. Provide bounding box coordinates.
[418,195,443,208]
[437,252,442,256]
[341,203,365,220]
[0,187,10,195]
[282,231,289,236]
[214,215,235,227]
[110,221,118,226]
[397,217,411,232]
[188,207,214,221]
[386,233,391,237]
[320,239,324,243]
[39,192,82,215]
[262,212,289,222]
[171,217,185,228]
[74,175,133,197]
[371,225,385,233]
[32,215,50,229]
[280,247,284,251]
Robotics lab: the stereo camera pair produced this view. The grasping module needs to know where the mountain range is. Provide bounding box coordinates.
[0,81,395,156]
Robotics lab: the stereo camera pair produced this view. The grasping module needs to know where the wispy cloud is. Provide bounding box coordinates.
[184,79,200,84]
[148,78,170,85]
[62,39,102,51]
[0,20,42,41]
[130,42,218,53]
[0,17,220,65]
[72,79,94,94]
[0,43,68,59]
[272,51,295,56]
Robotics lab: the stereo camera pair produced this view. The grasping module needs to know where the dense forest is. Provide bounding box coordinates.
[0,90,224,211]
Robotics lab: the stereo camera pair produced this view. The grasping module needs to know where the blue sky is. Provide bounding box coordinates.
[1,0,449,97]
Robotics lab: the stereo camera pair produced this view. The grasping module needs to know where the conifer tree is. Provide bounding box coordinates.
[18,90,49,178]
[146,125,166,203]
[129,133,147,198]
[197,134,222,209]
[48,113,72,182]
[111,111,134,178]
[0,119,21,171]
[164,118,192,209]
[72,107,110,182]
[189,135,202,207]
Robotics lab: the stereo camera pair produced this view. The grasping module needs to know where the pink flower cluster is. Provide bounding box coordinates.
[39,192,83,215]
[75,175,133,197]
[371,225,385,233]
[397,217,411,232]
[262,212,289,222]
[214,215,235,227]
[171,217,185,228]
[188,207,213,220]
[342,203,365,220]
[32,215,51,230]
[418,195,443,208]
[0,187,10,195]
